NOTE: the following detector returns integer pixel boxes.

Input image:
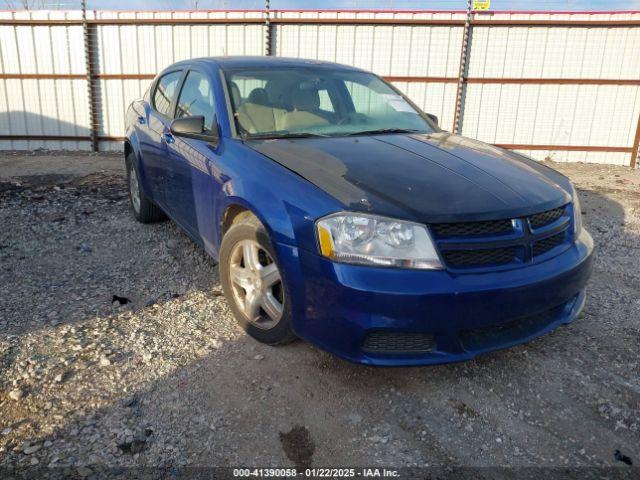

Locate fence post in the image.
[264,0,272,56]
[82,0,98,152]
[453,0,472,134]
[631,114,640,168]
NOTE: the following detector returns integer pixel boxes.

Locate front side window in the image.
[224,67,434,138]
[175,71,216,132]
[153,71,182,117]
[345,81,400,117]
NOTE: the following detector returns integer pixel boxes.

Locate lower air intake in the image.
[363,331,436,354]
[458,303,567,351]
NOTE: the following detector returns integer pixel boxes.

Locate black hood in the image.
[247,132,572,223]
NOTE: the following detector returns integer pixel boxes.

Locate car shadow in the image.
[1,156,639,472]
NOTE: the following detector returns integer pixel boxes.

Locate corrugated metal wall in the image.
[0,14,90,151]
[1,9,639,166]
[463,22,640,165]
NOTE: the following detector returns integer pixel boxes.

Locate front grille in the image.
[459,303,567,351]
[362,331,436,354]
[533,232,566,256]
[431,219,513,238]
[529,207,564,229]
[431,204,569,269]
[441,247,518,267]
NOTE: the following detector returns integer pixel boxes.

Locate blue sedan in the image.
[124,56,594,366]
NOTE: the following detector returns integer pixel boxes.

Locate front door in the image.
[165,69,221,253]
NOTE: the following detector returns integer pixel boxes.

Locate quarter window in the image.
[152,71,182,117]
[176,71,215,132]
[318,89,335,113]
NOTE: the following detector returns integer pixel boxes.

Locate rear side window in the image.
[152,71,182,117]
[176,71,215,132]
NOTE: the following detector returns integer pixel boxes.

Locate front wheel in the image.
[219,213,295,345]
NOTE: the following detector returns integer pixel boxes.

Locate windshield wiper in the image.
[343,128,422,136]
[243,131,330,140]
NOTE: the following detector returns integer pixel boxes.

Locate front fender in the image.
[214,142,344,255]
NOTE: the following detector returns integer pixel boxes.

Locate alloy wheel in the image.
[228,239,284,329]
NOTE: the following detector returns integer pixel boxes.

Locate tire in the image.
[125,152,165,223]
[219,212,296,345]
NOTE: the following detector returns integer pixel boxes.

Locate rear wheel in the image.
[220,213,295,345]
[126,152,165,223]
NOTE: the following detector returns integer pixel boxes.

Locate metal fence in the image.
[1,9,639,167]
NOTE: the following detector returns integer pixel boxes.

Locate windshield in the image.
[224,67,435,138]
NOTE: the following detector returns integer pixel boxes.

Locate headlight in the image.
[316,212,443,269]
[571,186,583,236]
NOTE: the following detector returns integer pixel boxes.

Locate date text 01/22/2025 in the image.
[233,468,400,477]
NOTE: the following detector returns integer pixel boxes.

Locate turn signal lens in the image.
[317,224,334,257]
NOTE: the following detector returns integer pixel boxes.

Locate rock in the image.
[614,450,633,466]
[77,466,93,477]
[117,438,147,454]
[99,356,111,367]
[121,396,138,408]
[253,354,264,361]
[8,388,24,401]
[111,295,131,305]
[30,457,39,466]
[76,243,92,253]
[44,440,53,448]
[24,444,42,454]
[144,297,158,307]
[142,352,152,362]
[1,427,12,435]
[347,413,362,425]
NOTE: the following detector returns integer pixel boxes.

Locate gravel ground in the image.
[0,153,639,477]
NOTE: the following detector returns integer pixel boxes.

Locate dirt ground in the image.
[0,152,638,477]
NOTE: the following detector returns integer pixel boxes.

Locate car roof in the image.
[167,56,366,72]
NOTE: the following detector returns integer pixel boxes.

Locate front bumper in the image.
[276,229,594,366]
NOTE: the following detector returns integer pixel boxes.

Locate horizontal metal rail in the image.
[3,73,638,86]
[465,78,640,86]
[1,17,640,27]
[494,144,633,153]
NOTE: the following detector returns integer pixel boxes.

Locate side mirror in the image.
[426,113,439,126]
[170,115,219,143]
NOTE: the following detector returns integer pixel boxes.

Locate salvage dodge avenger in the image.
[124,56,594,366]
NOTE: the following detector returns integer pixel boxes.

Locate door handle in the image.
[137,116,146,125]
[163,132,175,144]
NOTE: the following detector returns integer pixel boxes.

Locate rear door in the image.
[139,70,184,208]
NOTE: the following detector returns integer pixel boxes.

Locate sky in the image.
[3,0,640,11]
